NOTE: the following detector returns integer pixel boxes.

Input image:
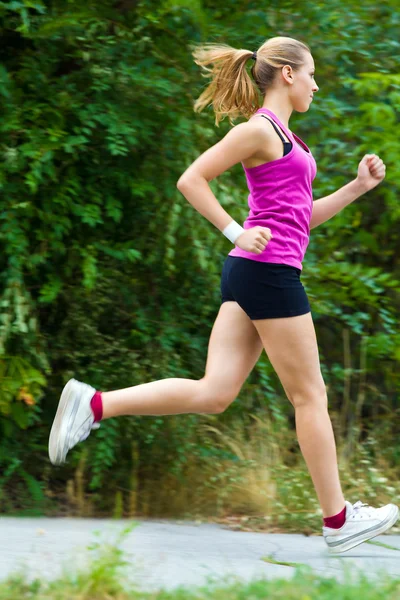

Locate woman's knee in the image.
[196,378,239,414]
[289,379,328,410]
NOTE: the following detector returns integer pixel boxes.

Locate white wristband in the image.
[223,220,245,244]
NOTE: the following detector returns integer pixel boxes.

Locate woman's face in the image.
[289,53,319,112]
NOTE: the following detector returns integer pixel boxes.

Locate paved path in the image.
[1,517,400,591]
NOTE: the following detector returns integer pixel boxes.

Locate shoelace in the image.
[352,500,374,518]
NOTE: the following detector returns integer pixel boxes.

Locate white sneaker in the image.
[48,378,100,465]
[323,500,399,553]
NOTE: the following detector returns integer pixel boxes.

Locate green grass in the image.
[1,529,400,600]
[2,564,400,600]
[261,553,306,568]
[366,539,400,552]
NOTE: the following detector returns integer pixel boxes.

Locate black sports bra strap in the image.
[259,115,289,144]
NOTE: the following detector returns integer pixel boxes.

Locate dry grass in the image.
[64,412,400,535]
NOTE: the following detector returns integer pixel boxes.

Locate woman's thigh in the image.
[251,312,326,406]
[204,301,263,395]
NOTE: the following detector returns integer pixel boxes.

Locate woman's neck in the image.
[260,94,293,128]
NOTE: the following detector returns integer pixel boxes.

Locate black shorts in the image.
[220,256,311,320]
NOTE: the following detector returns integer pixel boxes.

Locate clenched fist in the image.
[236,226,273,254]
[356,154,386,193]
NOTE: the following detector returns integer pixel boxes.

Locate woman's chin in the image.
[294,104,311,114]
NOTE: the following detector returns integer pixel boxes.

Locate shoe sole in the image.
[326,505,399,554]
[48,379,80,465]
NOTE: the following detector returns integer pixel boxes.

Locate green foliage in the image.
[0,356,46,426]
[0,0,399,517]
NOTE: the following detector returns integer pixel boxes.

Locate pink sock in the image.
[323,506,346,529]
[90,391,103,422]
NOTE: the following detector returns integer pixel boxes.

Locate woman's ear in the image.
[281,65,294,84]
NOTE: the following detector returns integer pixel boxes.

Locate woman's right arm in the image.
[177,121,273,253]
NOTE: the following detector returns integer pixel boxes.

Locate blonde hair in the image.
[193,36,311,125]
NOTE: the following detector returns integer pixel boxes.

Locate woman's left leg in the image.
[252,311,345,518]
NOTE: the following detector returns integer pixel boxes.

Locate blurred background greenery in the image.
[0,0,399,530]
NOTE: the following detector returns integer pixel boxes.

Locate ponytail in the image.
[193,44,259,125]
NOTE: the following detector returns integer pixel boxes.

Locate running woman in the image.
[49,36,398,553]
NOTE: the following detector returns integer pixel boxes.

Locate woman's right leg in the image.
[101,301,263,418]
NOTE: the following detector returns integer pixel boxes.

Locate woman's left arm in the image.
[310,154,386,230]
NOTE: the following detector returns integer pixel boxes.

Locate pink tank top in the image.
[228,108,317,270]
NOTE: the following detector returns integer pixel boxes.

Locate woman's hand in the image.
[356,154,386,193]
[236,226,273,254]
